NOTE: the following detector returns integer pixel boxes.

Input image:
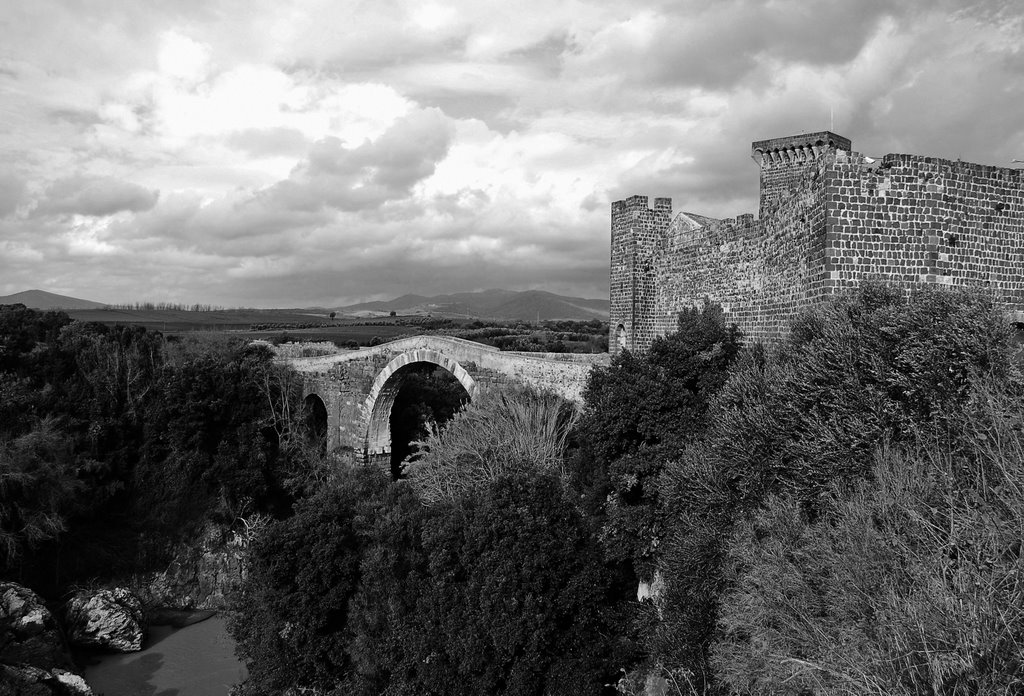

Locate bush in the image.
[713,381,1024,695]
[407,385,577,506]
[653,283,1019,682]
[0,418,84,565]
[350,471,633,696]
[229,465,391,694]
[570,303,741,574]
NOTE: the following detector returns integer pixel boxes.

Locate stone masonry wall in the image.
[753,131,851,217]
[612,132,1024,352]
[652,162,830,343]
[610,195,673,353]
[286,336,607,457]
[821,152,1024,303]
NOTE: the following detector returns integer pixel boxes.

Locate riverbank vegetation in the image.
[4,281,1023,695]
[0,305,305,594]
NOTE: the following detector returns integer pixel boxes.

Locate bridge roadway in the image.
[282,335,609,461]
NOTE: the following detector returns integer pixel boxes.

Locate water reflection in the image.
[84,616,246,696]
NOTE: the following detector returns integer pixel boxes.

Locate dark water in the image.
[84,615,247,696]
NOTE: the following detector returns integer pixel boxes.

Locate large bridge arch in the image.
[363,349,479,463]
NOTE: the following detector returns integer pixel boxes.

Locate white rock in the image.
[55,668,95,695]
[64,587,145,652]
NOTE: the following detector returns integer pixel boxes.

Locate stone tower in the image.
[751,131,851,217]
[609,195,673,354]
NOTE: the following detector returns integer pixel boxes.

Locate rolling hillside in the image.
[337,289,609,321]
[1,288,610,323]
[0,289,107,310]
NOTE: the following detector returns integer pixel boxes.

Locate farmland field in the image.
[63,307,608,352]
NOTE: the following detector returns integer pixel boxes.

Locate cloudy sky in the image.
[1,0,1022,307]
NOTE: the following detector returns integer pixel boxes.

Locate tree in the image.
[0,419,84,570]
[349,472,633,696]
[230,465,391,694]
[569,303,741,574]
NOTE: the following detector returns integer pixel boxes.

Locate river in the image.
[83,615,247,695]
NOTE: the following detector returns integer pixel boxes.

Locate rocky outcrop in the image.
[0,582,74,671]
[0,582,91,695]
[63,588,144,652]
[0,664,93,695]
[132,522,247,610]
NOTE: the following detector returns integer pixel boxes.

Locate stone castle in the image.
[610,131,1024,354]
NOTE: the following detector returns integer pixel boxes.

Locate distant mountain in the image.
[0,289,106,310]
[336,289,609,321]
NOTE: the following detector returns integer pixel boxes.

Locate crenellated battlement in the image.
[751,130,851,217]
[611,131,1024,354]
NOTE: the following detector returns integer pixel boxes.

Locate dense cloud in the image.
[267,109,454,212]
[34,176,160,217]
[0,0,1021,305]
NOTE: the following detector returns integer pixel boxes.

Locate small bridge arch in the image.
[301,392,329,452]
[364,348,478,462]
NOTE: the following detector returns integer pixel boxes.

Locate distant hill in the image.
[336,289,609,321]
[0,289,106,310]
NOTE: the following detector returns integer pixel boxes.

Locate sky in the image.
[1,0,1022,308]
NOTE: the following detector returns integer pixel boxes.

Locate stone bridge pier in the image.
[282,335,607,464]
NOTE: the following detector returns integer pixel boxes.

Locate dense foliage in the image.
[713,386,1024,694]
[570,304,742,575]
[231,390,634,696]
[9,281,1024,695]
[230,466,389,693]
[652,284,1021,691]
[407,385,578,505]
[0,304,302,592]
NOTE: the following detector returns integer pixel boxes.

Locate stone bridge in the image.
[282,335,609,462]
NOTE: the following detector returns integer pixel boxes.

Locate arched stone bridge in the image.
[282,335,609,462]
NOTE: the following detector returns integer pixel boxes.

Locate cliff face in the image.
[131,522,251,610]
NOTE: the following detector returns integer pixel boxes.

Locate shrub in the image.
[570,303,741,574]
[407,385,577,506]
[653,283,1019,682]
[229,465,391,694]
[0,418,84,567]
[351,471,633,696]
[713,381,1024,695]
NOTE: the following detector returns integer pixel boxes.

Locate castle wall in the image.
[652,165,830,343]
[753,132,851,217]
[612,133,1024,353]
[821,153,1024,304]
